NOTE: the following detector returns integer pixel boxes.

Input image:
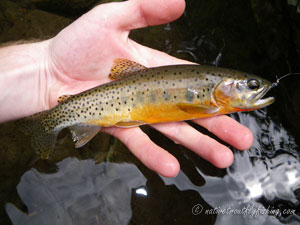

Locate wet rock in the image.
[0,1,72,43]
[11,0,122,16]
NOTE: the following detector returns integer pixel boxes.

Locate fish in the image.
[17,58,275,159]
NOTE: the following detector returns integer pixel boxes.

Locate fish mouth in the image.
[249,86,275,109]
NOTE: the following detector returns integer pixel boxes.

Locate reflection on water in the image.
[230,111,300,204]
[6,160,146,225]
[5,111,300,225]
[160,111,300,225]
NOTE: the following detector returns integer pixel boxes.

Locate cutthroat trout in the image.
[18,58,275,158]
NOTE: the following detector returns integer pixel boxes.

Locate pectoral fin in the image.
[109,58,147,80]
[69,124,102,148]
[177,103,219,114]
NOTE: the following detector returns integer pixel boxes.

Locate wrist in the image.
[0,40,52,122]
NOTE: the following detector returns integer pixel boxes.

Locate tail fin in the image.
[16,111,59,159]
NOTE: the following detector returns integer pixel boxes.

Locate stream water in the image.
[1,1,300,224]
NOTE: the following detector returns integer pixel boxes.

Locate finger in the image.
[102,126,180,177]
[151,122,235,168]
[93,0,185,30]
[193,115,253,150]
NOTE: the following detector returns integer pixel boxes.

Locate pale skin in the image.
[0,0,253,177]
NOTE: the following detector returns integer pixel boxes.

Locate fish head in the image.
[214,75,275,111]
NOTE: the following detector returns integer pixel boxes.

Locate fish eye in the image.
[247,79,260,90]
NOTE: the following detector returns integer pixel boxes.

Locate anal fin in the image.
[69,124,101,148]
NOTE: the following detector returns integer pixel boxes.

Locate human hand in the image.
[45,0,253,177]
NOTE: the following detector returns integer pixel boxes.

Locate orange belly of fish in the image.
[129,103,216,124]
[86,103,221,127]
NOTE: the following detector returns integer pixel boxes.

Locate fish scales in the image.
[17,58,275,158]
[48,65,227,130]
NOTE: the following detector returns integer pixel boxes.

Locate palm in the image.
[46,0,253,177]
[48,1,188,106]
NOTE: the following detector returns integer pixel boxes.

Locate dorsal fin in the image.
[58,95,72,104]
[108,58,147,80]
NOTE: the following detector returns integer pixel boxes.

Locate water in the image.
[1,0,300,224]
[3,111,300,224]
[6,160,146,225]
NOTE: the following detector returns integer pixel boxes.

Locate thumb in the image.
[93,0,186,31]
